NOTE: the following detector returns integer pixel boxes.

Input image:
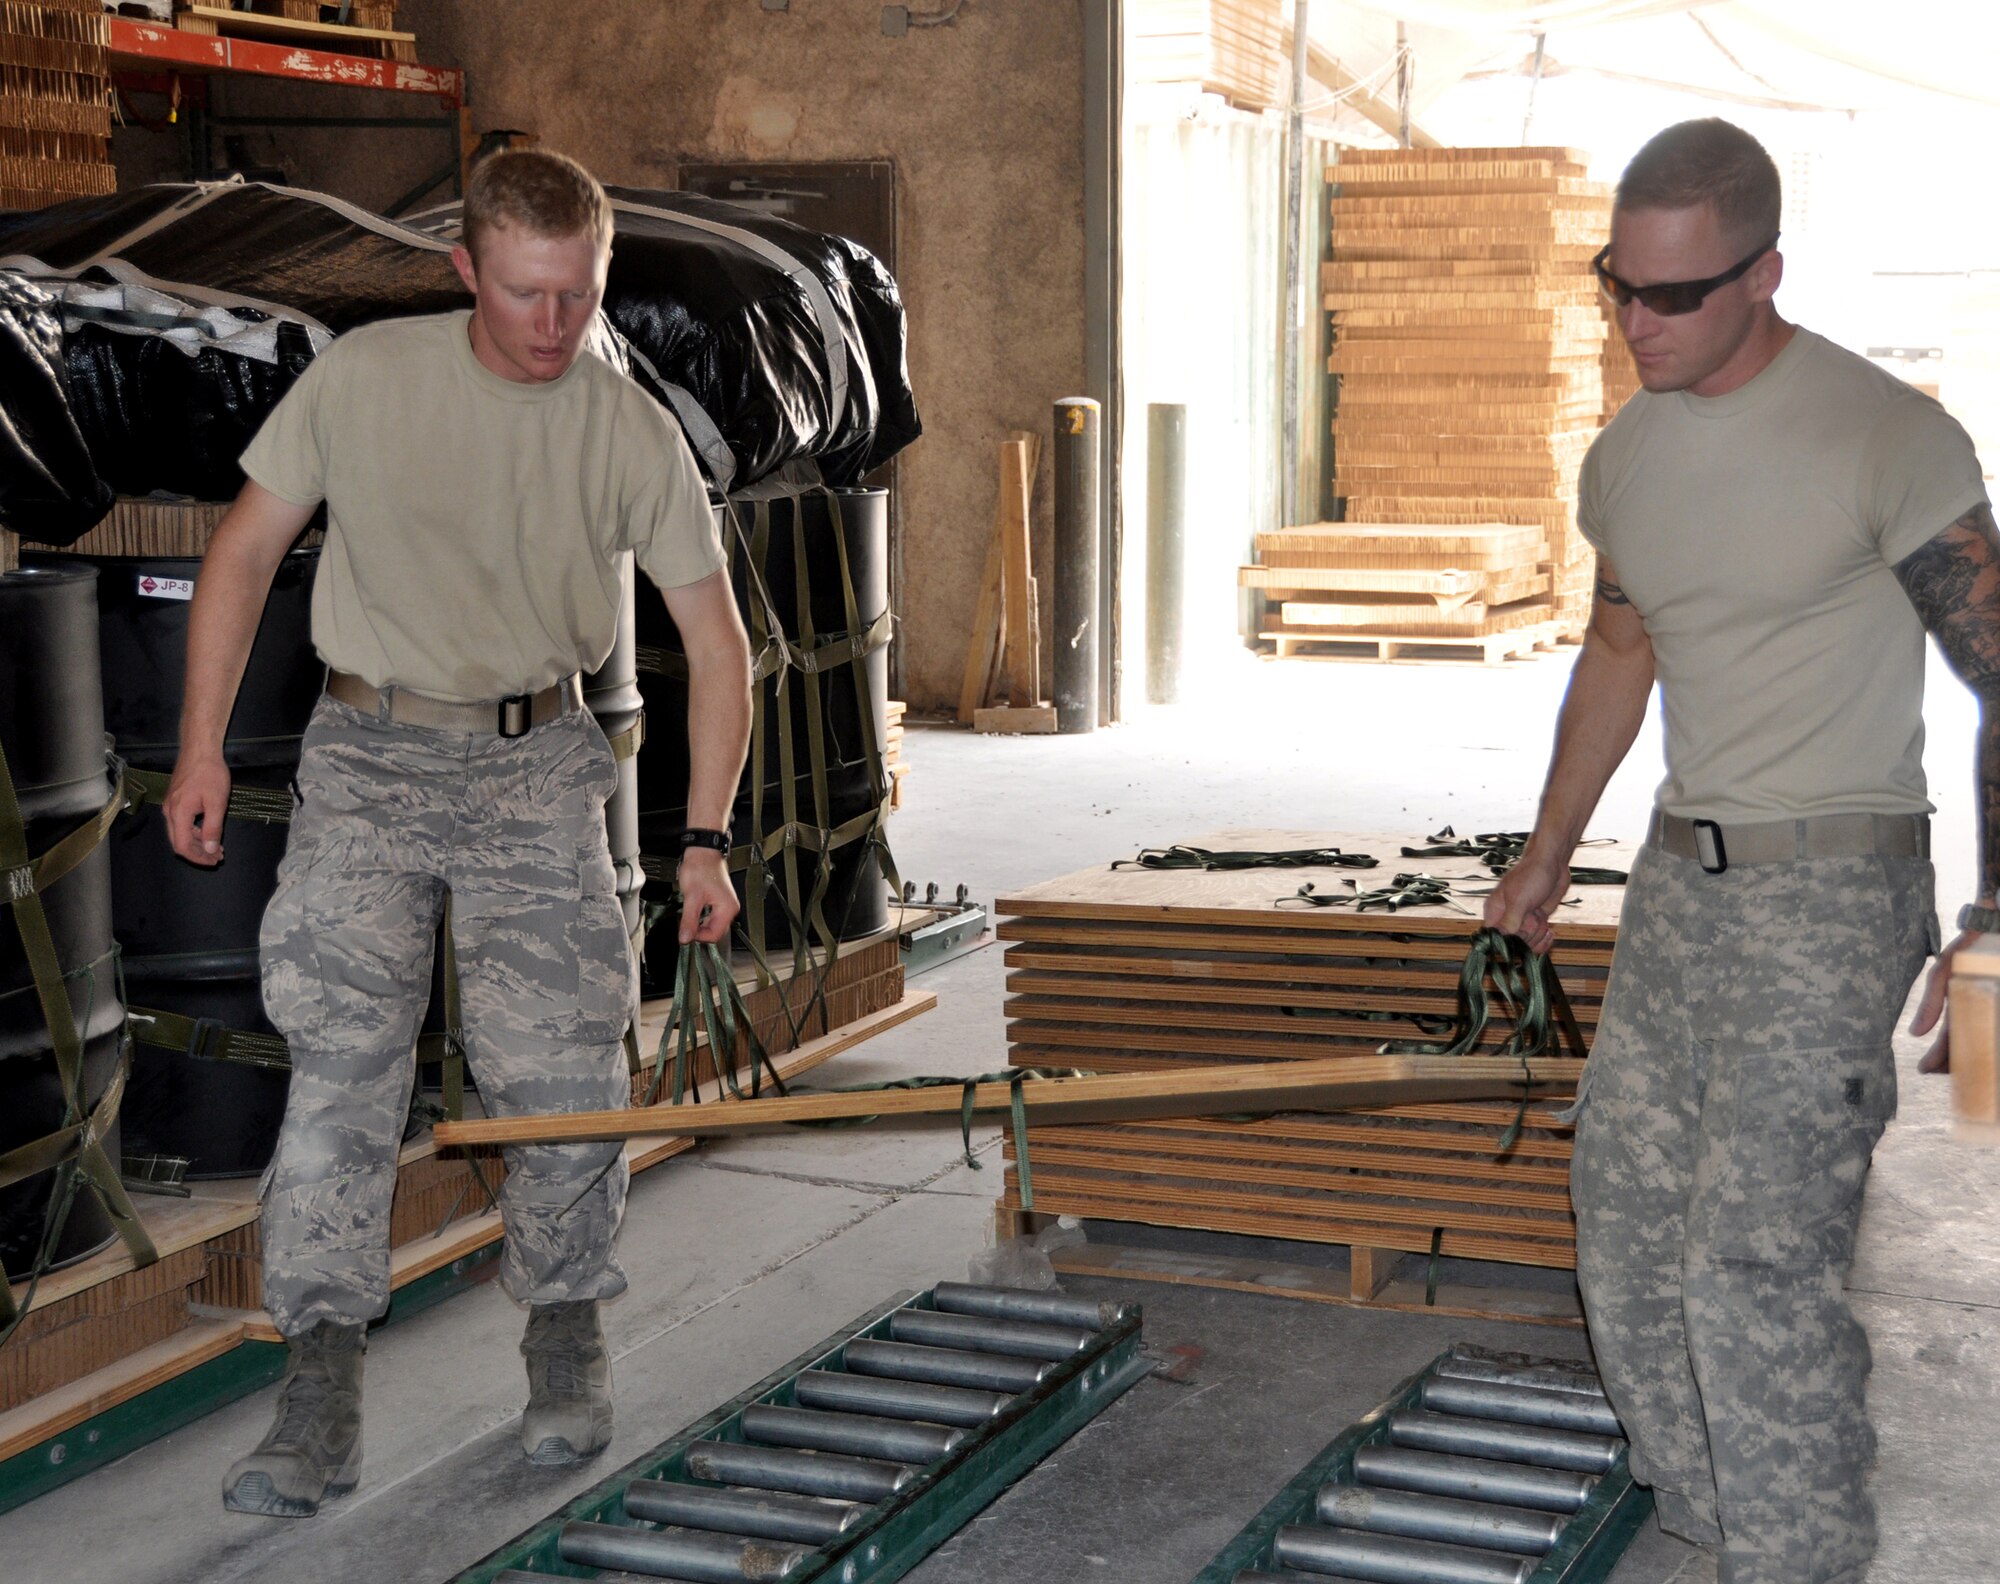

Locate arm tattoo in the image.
[1594,576,1632,606]
[1895,502,2000,900]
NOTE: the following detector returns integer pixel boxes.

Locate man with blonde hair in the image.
[166,148,753,1516]
[1490,118,1996,1582]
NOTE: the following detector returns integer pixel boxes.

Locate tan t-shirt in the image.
[1579,327,1989,822]
[241,309,722,702]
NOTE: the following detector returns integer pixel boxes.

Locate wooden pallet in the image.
[995,830,1629,1281]
[0,926,921,1451]
[172,1,416,60]
[1264,621,1560,664]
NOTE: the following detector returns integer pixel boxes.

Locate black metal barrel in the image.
[635,487,890,986]
[25,549,322,1178]
[0,564,122,1271]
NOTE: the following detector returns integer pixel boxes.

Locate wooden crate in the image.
[0,0,109,207]
[995,830,1630,1282]
[1129,0,1285,111]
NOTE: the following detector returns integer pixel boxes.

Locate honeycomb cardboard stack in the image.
[1128,0,1286,112]
[0,0,113,211]
[1317,146,1614,642]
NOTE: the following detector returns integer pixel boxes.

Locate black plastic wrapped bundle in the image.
[0,564,122,1272]
[24,548,323,1178]
[0,181,921,541]
[635,487,891,989]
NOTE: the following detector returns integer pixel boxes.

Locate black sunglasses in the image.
[1591,236,1778,317]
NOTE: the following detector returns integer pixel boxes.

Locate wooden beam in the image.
[430,1055,1584,1148]
[1289,29,1441,150]
[997,438,1037,705]
[958,431,1038,722]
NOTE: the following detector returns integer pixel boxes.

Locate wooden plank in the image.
[957,430,1038,722]
[1002,947,1609,994]
[1040,1242,1584,1327]
[0,1317,251,1464]
[177,2,416,50]
[973,704,1058,735]
[997,438,1036,706]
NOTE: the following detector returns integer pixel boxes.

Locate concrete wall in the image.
[114,0,1089,711]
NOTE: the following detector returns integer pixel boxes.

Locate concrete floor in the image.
[3,648,1996,1583]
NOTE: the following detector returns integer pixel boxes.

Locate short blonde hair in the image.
[1617,119,1781,250]
[462,148,613,262]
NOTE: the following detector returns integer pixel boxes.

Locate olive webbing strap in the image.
[819,486,903,912]
[1403,826,1628,887]
[1278,874,1466,913]
[122,766,295,825]
[1113,845,1380,873]
[0,738,156,1333]
[791,497,841,974]
[126,1005,291,1071]
[643,941,790,1108]
[1377,926,1589,1153]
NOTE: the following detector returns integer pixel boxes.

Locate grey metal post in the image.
[1053,397,1101,733]
[1146,403,1186,704]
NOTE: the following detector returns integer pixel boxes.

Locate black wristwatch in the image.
[680,827,731,856]
[1958,903,2000,935]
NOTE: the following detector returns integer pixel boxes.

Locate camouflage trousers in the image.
[257,695,638,1338]
[1572,842,1937,1584]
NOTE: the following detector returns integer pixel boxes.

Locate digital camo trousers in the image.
[257,696,639,1337]
[1572,843,1937,1584]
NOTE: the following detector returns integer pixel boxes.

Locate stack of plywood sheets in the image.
[0,0,113,210]
[1128,0,1285,112]
[1322,146,1614,640]
[1246,520,1555,662]
[996,829,1630,1274]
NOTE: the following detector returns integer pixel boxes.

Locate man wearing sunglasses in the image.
[1489,118,1994,1584]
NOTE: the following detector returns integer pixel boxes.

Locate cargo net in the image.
[634,485,900,1024]
[0,737,157,1343]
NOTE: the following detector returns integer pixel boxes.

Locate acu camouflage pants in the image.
[1572,842,1936,1584]
[257,695,638,1338]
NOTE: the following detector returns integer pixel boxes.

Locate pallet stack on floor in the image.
[0,0,114,211]
[1244,520,1555,663]
[1260,145,1615,651]
[995,830,1629,1305]
[1128,0,1287,112]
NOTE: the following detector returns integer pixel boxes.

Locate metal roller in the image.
[683,1440,914,1503]
[741,1403,967,1466]
[845,1337,1052,1395]
[1229,1574,1325,1584]
[1352,1444,1596,1514]
[1388,1409,1623,1475]
[1272,1523,1535,1584]
[622,1479,862,1544]
[560,1519,813,1582]
[1315,1482,1566,1555]
[794,1369,1010,1428]
[1422,1376,1625,1438]
[930,1280,1122,1332]
[890,1307,1094,1361]
[1435,1354,1607,1400]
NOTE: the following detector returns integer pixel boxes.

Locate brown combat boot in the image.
[520,1300,613,1465]
[223,1319,365,1516]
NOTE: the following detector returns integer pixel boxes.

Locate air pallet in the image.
[1192,1343,1652,1584]
[450,1280,1150,1583]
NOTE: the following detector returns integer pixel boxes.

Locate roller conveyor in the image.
[1192,1344,1652,1584]
[448,1280,1150,1584]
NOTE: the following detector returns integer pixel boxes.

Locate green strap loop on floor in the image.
[121,766,295,825]
[1112,845,1381,873]
[126,1005,292,1071]
[0,737,156,1335]
[1377,926,1589,1154]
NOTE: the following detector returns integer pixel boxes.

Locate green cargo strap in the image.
[1402,825,1628,887]
[605,714,645,763]
[121,766,295,825]
[1112,845,1380,873]
[127,1005,292,1070]
[645,940,791,1108]
[1279,874,1465,913]
[121,1152,192,1197]
[0,736,157,1334]
[1377,925,1588,1153]
[1425,1226,1444,1306]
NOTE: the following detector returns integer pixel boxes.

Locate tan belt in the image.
[325,669,582,737]
[1648,809,1929,873]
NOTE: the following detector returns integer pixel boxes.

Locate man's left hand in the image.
[1910,926,1971,1074]
[677,847,739,944]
